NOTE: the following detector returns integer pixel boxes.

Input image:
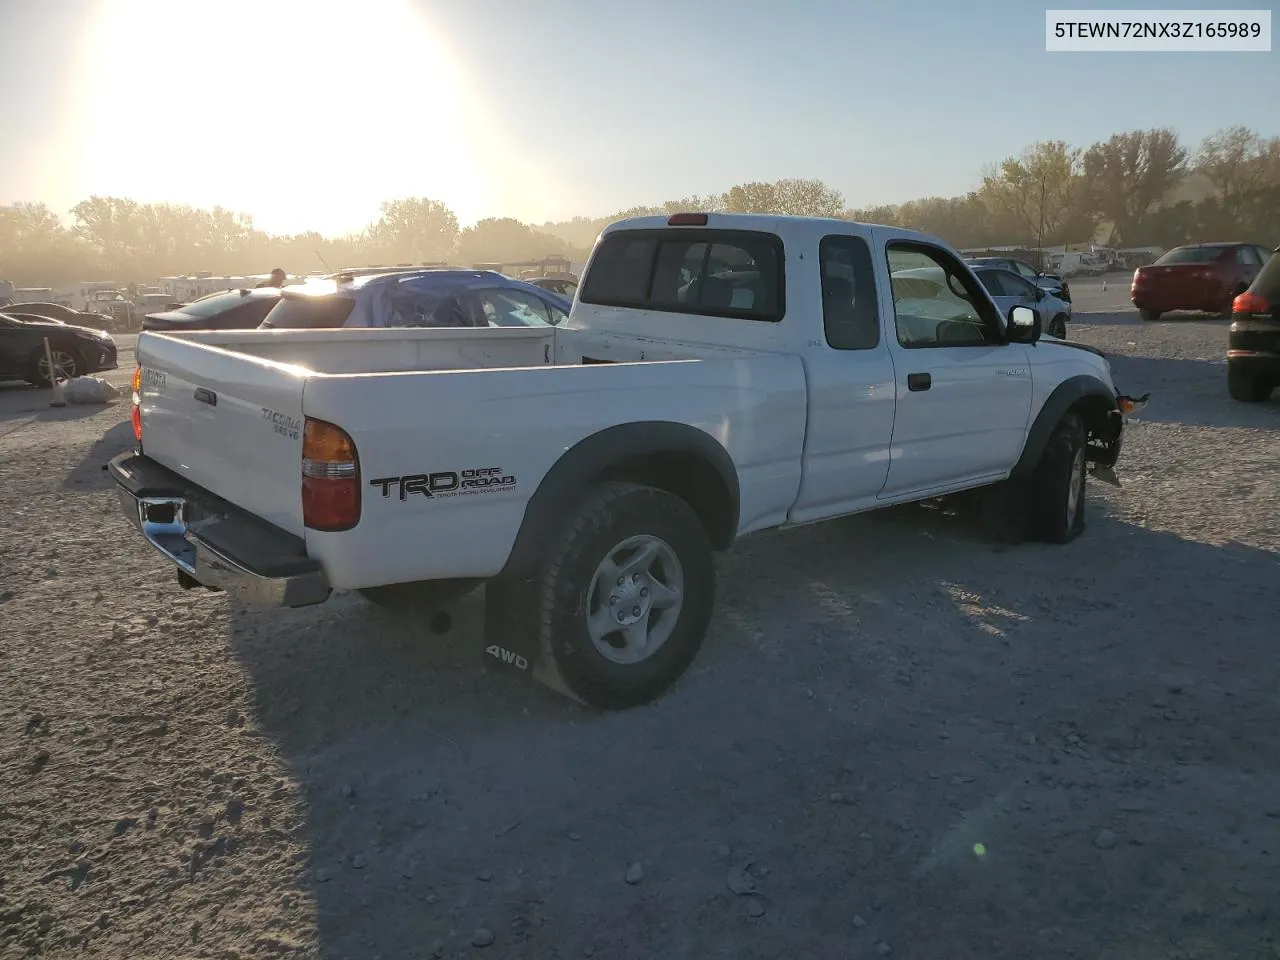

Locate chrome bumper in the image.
[111,453,330,608]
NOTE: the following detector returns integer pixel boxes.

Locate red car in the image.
[1131,242,1273,322]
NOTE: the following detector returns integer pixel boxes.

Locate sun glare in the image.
[71,0,559,234]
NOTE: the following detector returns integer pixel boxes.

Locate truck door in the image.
[874,235,1034,498]
[788,233,897,523]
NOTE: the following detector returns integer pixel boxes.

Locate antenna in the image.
[315,249,333,273]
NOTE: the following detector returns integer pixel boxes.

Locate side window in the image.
[1256,246,1273,264]
[975,271,1004,297]
[818,235,879,350]
[1236,246,1259,266]
[579,229,784,321]
[476,289,553,327]
[887,243,1001,348]
[999,271,1038,299]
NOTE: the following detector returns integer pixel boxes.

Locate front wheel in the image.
[1027,413,1087,544]
[1048,315,1068,339]
[27,345,83,387]
[1227,365,1274,403]
[534,482,715,709]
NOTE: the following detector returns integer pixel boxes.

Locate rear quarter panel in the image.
[300,356,808,589]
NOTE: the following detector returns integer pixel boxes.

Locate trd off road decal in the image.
[369,467,517,501]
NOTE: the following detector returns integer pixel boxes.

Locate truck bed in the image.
[133,327,809,585]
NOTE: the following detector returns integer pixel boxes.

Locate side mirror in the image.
[1006,304,1041,344]
[1035,287,1046,301]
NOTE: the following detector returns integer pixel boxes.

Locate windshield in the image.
[261,294,356,329]
[1156,246,1226,265]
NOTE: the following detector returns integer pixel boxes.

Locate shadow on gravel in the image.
[219,495,1280,959]
[61,420,134,491]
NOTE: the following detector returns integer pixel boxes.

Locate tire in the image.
[1138,308,1161,323]
[27,344,83,387]
[1048,315,1068,339]
[1227,365,1273,403]
[531,482,715,709]
[359,578,480,610]
[1027,413,1087,544]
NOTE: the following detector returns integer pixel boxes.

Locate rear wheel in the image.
[1227,364,1274,403]
[1048,315,1068,339]
[27,344,82,387]
[528,482,715,709]
[1027,413,1087,544]
[1138,308,1161,323]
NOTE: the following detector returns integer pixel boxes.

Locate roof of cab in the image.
[600,211,939,246]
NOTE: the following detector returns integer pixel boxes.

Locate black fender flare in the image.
[1012,375,1117,478]
[499,420,741,578]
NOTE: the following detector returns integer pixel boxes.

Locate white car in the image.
[109,213,1141,709]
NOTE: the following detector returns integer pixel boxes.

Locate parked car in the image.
[7,301,103,326]
[971,266,1072,339]
[1131,242,1273,322]
[525,275,579,299]
[0,311,118,386]
[1226,245,1280,402]
[965,257,1071,304]
[258,270,571,329]
[142,287,284,332]
[109,213,1145,711]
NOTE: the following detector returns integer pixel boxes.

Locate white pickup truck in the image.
[110,213,1142,709]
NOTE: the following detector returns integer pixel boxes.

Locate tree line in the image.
[2,125,1276,287]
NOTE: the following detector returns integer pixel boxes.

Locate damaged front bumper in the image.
[1087,393,1149,487]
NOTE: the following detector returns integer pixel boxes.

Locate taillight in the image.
[301,418,360,531]
[130,366,142,443]
[1233,291,1270,316]
[667,212,708,226]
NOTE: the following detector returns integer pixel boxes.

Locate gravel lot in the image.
[3,283,1278,960]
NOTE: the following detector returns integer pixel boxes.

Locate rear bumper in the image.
[108,451,330,608]
[1228,319,1280,370]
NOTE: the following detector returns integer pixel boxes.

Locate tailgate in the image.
[136,333,309,536]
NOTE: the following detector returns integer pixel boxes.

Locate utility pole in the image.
[1036,175,1048,271]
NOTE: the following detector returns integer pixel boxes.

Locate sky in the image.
[0,0,1276,236]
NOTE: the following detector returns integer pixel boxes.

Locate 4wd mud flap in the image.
[481,575,588,706]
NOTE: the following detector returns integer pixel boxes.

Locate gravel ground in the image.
[2,296,1278,960]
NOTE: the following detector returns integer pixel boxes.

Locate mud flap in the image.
[1089,465,1122,488]
[481,575,588,706]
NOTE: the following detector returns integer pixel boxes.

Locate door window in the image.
[818,235,880,350]
[887,243,1002,348]
[995,270,1039,299]
[1236,246,1260,266]
[476,289,554,326]
[1013,260,1039,279]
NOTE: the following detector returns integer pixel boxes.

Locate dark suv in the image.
[1227,246,1280,402]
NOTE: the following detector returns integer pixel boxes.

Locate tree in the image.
[1082,128,1188,245]
[369,198,459,262]
[0,202,92,285]
[979,141,1094,249]
[455,217,571,265]
[722,178,844,217]
[1194,127,1280,239]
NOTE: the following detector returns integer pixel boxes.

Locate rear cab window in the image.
[580,228,785,322]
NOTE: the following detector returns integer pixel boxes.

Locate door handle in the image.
[907,372,931,392]
[193,387,217,406]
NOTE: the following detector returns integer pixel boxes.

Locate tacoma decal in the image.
[261,408,301,440]
[369,467,517,501]
[142,368,167,390]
